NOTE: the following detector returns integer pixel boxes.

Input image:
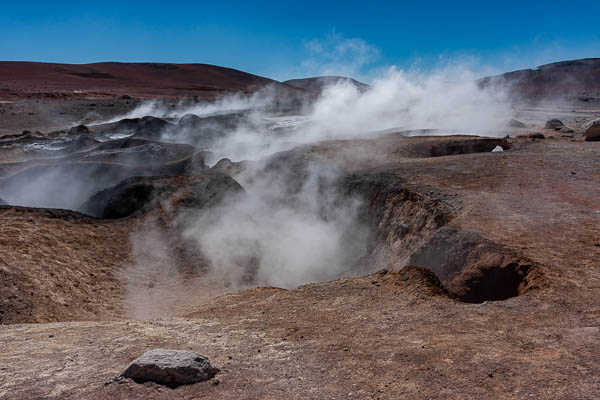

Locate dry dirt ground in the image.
[0,101,599,398]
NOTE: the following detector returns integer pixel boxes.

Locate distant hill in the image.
[284,76,369,94]
[479,58,600,99]
[0,61,303,100]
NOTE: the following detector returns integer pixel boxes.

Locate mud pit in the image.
[0,93,600,399]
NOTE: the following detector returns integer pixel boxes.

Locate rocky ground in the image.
[0,85,599,398]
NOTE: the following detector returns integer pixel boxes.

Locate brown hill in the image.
[479,58,600,99]
[0,61,301,100]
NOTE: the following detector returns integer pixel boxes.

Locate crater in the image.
[345,173,543,303]
[408,227,542,302]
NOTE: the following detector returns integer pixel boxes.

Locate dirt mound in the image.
[375,266,449,297]
[0,206,130,324]
[81,173,243,219]
[80,176,179,218]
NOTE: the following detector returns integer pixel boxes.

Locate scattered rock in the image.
[120,94,132,100]
[544,119,564,129]
[508,119,526,128]
[582,118,600,141]
[529,133,545,140]
[121,349,219,387]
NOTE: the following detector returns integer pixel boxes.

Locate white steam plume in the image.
[183,159,368,289]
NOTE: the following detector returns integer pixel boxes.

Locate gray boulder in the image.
[582,118,600,141]
[121,349,219,387]
[544,119,564,129]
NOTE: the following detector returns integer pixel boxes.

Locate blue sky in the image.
[1,1,599,81]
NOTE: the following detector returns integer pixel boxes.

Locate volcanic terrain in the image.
[0,60,599,399]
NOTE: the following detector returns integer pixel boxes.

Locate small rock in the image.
[544,119,564,129]
[491,145,504,152]
[121,349,219,387]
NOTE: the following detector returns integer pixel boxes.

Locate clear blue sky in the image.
[1,1,599,81]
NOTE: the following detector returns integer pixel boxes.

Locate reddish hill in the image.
[479,58,600,99]
[0,61,300,100]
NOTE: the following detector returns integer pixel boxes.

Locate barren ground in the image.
[0,96,599,399]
